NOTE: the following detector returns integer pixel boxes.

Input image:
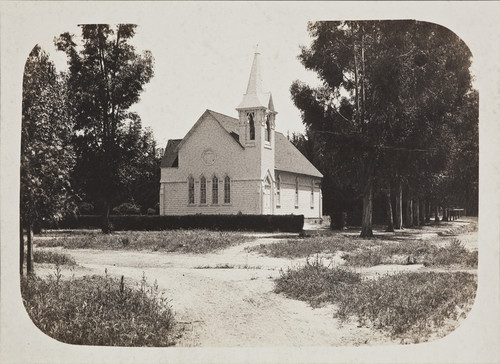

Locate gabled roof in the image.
[274,132,323,178]
[162,110,322,178]
[161,139,182,168]
[175,109,244,153]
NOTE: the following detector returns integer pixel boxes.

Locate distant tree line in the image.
[289,20,478,237]
[20,24,157,273]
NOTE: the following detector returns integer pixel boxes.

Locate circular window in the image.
[202,149,217,165]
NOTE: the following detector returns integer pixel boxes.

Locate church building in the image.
[159,51,323,218]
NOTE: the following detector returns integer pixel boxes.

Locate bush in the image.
[21,273,176,346]
[112,202,141,215]
[78,202,94,215]
[48,214,304,232]
[33,250,76,266]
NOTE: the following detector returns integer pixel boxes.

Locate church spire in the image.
[245,48,263,95]
[237,48,274,111]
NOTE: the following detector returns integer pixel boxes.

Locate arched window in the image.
[276,174,281,207]
[265,114,271,142]
[212,176,218,204]
[188,176,195,204]
[310,179,314,208]
[295,177,299,208]
[224,176,231,204]
[200,176,207,204]
[247,112,255,140]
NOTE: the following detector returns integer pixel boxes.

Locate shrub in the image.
[48,214,304,232]
[33,250,76,266]
[112,202,141,215]
[21,273,176,346]
[78,202,94,215]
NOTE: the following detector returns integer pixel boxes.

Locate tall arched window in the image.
[188,176,195,204]
[295,176,299,208]
[247,112,255,140]
[265,114,271,142]
[224,176,231,204]
[276,174,281,207]
[200,176,207,204]
[310,179,314,208]
[212,175,218,204]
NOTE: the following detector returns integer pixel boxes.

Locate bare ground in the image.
[32,218,477,347]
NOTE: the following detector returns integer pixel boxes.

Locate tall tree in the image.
[20,45,76,274]
[291,20,475,237]
[55,24,154,232]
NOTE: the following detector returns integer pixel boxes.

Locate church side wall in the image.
[274,171,322,218]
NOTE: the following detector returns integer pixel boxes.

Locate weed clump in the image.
[275,256,361,307]
[33,250,77,266]
[275,263,477,341]
[21,273,176,346]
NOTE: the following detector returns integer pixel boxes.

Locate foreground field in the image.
[26,218,478,346]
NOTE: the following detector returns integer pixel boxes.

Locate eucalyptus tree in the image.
[291,20,474,237]
[21,45,76,274]
[55,24,154,232]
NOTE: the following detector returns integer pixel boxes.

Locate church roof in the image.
[162,110,323,178]
[161,139,182,168]
[274,132,323,178]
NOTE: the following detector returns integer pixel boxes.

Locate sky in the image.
[34,2,482,150]
[40,3,325,147]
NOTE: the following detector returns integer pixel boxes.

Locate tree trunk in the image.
[434,204,440,223]
[102,201,111,234]
[395,180,403,229]
[442,206,448,222]
[414,198,420,226]
[360,179,374,238]
[27,224,33,274]
[20,224,24,275]
[419,199,425,224]
[385,187,394,232]
[405,198,413,228]
[425,200,431,223]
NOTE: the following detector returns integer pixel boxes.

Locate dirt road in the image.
[34,219,477,347]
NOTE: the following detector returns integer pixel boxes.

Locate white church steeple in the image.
[236,49,277,148]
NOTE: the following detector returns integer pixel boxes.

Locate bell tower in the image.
[236,49,277,179]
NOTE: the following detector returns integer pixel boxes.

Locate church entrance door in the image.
[263,177,272,215]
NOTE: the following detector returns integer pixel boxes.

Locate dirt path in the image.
[34,218,477,347]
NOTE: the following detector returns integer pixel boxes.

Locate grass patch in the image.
[33,250,77,266]
[275,257,361,307]
[343,238,477,268]
[423,239,478,267]
[21,272,176,346]
[275,260,477,341]
[194,263,263,270]
[246,235,363,258]
[35,230,250,254]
